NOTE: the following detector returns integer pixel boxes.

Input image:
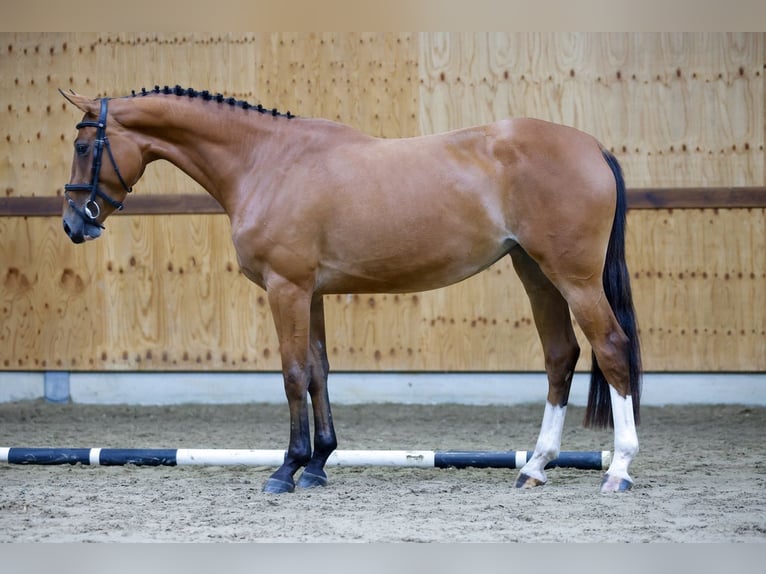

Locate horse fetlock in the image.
[608,444,637,473]
[617,436,639,460]
[537,445,561,462]
[286,448,312,468]
[314,432,338,456]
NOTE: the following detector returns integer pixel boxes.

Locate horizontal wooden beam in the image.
[1,188,765,217]
[0,194,224,217]
[627,187,766,209]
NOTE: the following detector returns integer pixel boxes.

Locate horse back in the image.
[231,117,615,294]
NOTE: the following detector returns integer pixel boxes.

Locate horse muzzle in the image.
[63,210,103,243]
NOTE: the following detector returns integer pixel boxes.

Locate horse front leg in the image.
[296,296,338,489]
[262,278,314,494]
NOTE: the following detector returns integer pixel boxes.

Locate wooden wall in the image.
[1,32,764,372]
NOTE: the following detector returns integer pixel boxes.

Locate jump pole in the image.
[0,448,610,470]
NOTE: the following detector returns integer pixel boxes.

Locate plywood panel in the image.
[627,208,766,371]
[323,261,546,372]
[3,32,763,191]
[419,33,764,187]
[1,215,278,370]
[0,216,546,371]
[0,32,420,201]
[1,211,764,372]
[256,32,419,138]
[1,33,765,373]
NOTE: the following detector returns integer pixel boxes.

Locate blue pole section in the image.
[434,451,605,470]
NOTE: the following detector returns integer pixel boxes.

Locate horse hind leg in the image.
[564,282,639,493]
[509,247,580,488]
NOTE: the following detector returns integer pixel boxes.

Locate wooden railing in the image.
[2,188,766,216]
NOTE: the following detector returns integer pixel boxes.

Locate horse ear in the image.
[59,89,98,114]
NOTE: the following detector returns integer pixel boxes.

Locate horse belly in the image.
[317,220,515,294]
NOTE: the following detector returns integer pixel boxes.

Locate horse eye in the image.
[75,142,89,156]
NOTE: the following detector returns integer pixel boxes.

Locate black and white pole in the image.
[0,448,610,470]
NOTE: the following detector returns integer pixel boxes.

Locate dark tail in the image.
[584,150,642,428]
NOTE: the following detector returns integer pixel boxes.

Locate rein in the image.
[64,98,132,226]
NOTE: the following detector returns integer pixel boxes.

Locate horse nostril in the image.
[63,221,71,236]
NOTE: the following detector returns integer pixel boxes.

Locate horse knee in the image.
[283,364,309,397]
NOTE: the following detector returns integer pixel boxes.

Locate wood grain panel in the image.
[419,33,764,187]
[5,187,766,217]
[2,209,764,371]
[1,215,280,370]
[256,32,419,137]
[627,209,766,371]
[1,33,420,199]
[2,33,765,373]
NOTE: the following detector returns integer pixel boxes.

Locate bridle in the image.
[64,98,132,226]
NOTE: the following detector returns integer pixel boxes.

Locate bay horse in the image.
[60,86,641,494]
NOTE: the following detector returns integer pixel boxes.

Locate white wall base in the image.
[0,372,45,402]
[0,371,764,406]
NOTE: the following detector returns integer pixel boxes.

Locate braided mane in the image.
[128,84,295,119]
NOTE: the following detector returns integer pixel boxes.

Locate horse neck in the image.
[111,95,287,213]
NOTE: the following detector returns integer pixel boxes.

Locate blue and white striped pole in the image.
[0,447,610,470]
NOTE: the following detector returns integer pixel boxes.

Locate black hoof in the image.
[515,472,545,489]
[262,477,295,494]
[600,473,633,493]
[297,470,328,489]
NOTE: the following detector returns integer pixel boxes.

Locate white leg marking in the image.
[605,386,639,484]
[519,401,567,484]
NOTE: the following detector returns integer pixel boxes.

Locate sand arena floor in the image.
[1,400,764,542]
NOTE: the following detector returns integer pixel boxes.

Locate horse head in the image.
[60,90,144,243]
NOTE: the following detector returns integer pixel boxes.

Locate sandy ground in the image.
[0,400,764,542]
